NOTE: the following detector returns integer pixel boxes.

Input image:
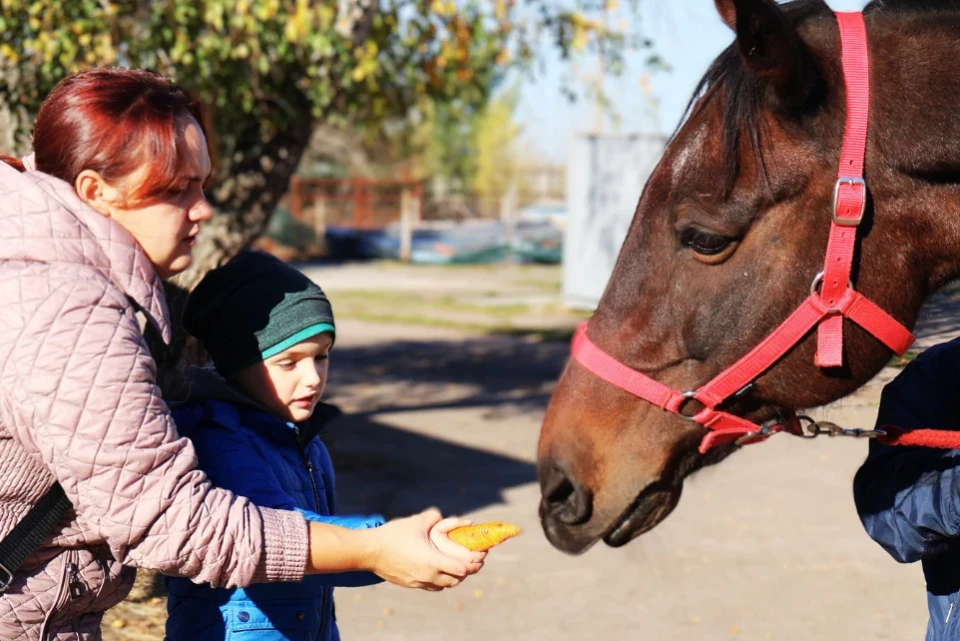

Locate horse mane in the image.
[867,0,960,14]
[675,0,960,198]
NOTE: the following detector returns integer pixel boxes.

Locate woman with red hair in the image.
[0,68,482,640]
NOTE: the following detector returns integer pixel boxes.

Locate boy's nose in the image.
[303,369,322,388]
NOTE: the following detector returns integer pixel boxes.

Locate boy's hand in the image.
[429,516,489,570]
[365,508,485,591]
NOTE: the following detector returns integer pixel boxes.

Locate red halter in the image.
[571,12,918,454]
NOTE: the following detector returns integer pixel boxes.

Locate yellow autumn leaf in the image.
[571,26,588,52]
[430,0,455,17]
[317,5,334,29]
[0,43,17,63]
[285,0,310,42]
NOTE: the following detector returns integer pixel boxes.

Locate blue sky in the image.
[515,0,869,160]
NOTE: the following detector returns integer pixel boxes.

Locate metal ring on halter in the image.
[795,415,824,439]
[809,271,855,296]
[677,391,701,423]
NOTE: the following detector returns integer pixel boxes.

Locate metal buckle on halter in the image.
[832,177,867,226]
[0,561,13,594]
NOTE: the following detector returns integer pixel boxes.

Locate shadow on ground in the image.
[323,413,537,519]
[320,333,571,518]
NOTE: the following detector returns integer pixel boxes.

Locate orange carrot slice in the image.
[447,521,523,552]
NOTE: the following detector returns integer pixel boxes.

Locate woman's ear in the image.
[75,169,114,218]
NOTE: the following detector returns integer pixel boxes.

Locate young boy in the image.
[164,250,482,641]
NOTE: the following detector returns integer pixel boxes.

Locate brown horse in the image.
[537,0,960,554]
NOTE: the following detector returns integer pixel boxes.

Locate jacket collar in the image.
[181,365,343,446]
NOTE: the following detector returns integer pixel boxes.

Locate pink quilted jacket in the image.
[0,161,310,640]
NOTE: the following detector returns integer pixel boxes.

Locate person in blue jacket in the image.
[853,338,960,641]
[165,250,483,641]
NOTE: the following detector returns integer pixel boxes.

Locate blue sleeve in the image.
[293,510,385,587]
[189,423,385,587]
[852,340,960,563]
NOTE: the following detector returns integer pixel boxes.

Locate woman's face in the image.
[76,116,214,279]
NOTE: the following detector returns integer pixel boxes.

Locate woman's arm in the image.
[2,279,307,588]
[2,278,482,590]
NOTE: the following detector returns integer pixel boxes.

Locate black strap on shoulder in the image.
[0,483,72,593]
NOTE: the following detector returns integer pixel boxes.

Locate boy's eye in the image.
[315,354,329,362]
[276,361,295,370]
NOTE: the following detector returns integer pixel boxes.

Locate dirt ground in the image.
[102,263,960,641]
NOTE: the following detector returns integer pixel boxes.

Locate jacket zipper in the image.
[39,550,80,641]
[295,426,329,641]
[67,561,84,600]
[317,587,331,640]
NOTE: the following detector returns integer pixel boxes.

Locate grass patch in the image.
[327,286,585,337]
[329,289,580,319]
[512,277,563,292]
[888,350,920,368]
[491,326,578,342]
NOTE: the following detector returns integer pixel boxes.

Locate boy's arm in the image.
[190,423,385,586]
[853,340,960,563]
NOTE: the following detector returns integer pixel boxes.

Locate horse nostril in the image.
[542,464,593,526]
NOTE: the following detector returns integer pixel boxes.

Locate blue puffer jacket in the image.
[853,339,960,641]
[165,367,384,641]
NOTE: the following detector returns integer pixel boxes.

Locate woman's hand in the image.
[365,508,486,591]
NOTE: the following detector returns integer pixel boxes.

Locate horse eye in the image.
[680,228,732,256]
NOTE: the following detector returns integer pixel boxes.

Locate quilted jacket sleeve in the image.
[0,277,309,588]
[853,339,960,563]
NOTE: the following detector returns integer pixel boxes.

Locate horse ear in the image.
[714,0,824,113]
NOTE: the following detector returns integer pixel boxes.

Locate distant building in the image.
[563,133,668,310]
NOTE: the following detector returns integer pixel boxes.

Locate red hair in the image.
[1,68,207,203]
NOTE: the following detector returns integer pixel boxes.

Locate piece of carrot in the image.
[447,521,523,552]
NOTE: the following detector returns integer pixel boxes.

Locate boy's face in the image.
[234,333,334,423]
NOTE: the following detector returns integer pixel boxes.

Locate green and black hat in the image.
[183,250,335,378]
